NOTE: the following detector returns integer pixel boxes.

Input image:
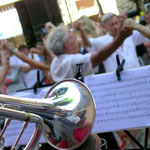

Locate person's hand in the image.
[124,18,137,30]
[30,48,36,59]
[45,21,55,33]
[0,40,4,50]
[147,50,150,58]
[1,50,10,65]
[144,41,150,48]
[0,40,9,51]
[73,20,82,31]
[144,42,150,58]
[118,27,132,40]
[30,47,38,54]
[0,40,14,54]
[92,133,102,150]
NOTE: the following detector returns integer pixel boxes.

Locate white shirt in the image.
[50,53,98,82]
[87,31,149,73]
[23,53,44,88]
[9,55,21,66]
[10,53,43,88]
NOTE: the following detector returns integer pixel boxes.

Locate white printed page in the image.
[84,65,150,133]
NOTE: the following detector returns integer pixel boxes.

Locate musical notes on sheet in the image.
[84,65,150,133]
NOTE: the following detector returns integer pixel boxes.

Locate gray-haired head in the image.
[101,13,117,24]
[45,24,69,56]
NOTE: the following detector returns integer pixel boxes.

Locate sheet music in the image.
[84,65,150,133]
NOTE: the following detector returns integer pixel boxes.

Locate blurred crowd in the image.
[0,10,150,150]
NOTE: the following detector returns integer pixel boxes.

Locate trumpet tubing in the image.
[0,79,96,150]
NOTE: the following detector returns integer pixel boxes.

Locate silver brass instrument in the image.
[0,79,96,150]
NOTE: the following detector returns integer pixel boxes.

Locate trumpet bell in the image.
[43,79,96,150]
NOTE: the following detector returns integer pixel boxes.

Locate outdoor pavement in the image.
[113,128,150,150]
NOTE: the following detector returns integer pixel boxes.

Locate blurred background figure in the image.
[0,40,33,94]
[145,11,150,27]
[45,21,55,33]
[0,46,9,94]
[119,12,128,25]
[17,44,44,88]
[78,15,104,38]
[30,42,45,62]
[4,57,32,94]
[41,21,55,45]
[9,43,44,89]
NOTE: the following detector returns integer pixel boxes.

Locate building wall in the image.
[116,0,136,13]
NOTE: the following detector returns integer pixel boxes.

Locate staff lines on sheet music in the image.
[86,75,150,86]
[85,68,150,132]
[96,100,149,111]
[89,80,150,94]
[96,114,150,124]
[88,75,150,124]
[86,75,150,89]
[94,92,150,105]
[96,106,150,117]
[95,100,150,124]
[91,83,150,103]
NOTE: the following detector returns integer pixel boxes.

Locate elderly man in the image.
[86,13,150,73]
[45,24,131,82]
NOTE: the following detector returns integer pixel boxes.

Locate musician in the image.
[86,13,150,73]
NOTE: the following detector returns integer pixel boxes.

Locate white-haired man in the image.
[86,13,150,73]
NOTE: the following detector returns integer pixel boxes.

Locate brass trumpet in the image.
[0,79,96,150]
